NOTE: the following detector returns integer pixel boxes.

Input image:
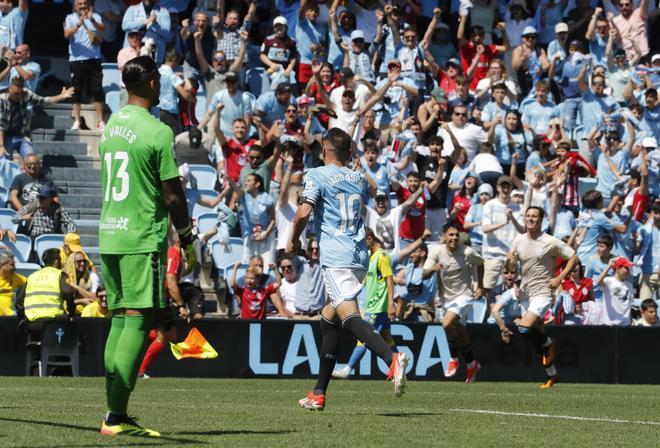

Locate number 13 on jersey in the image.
[103,151,130,202]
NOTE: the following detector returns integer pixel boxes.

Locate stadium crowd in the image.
[0,0,658,329]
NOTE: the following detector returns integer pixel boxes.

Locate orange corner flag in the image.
[170,327,218,360]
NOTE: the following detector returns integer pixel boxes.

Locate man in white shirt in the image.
[364,188,423,255]
[508,206,577,389]
[276,166,305,251]
[438,104,488,160]
[481,175,525,300]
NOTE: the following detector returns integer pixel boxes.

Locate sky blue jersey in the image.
[300,165,369,270]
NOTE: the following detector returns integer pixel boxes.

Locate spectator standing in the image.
[566,0,594,45]
[464,183,493,253]
[0,0,27,50]
[504,0,534,49]
[215,115,256,182]
[0,78,74,168]
[612,0,650,61]
[396,241,438,322]
[116,29,143,107]
[158,49,195,135]
[295,0,327,88]
[365,187,423,255]
[521,80,559,135]
[276,163,305,252]
[438,104,488,161]
[180,11,214,81]
[0,43,40,92]
[595,257,634,326]
[491,110,534,176]
[584,234,615,302]
[94,0,126,61]
[481,175,525,299]
[260,16,297,84]
[578,66,620,148]
[238,141,281,192]
[64,0,106,131]
[549,41,587,130]
[201,71,252,137]
[0,250,25,316]
[9,154,57,211]
[278,250,325,319]
[512,26,550,99]
[254,82,295,130]
[12,185,77,240]
[196,28,248,102]
[215,1,255,65]
[575,190,629,264]
[636,202,659,300]
[122,0,171,64]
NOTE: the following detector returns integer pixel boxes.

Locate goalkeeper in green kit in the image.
[98,56,196,437]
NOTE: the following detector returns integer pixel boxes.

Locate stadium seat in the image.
[101,62,120,93]
[0,159,20,190]
[224,262,248,294]
[15,262,41,277]
[466,297,488,324]
[245,68,270,98]
[33,234,65,264]
[106,90,121,114]
[188,165,217,190]
[192,201,215,220]
[4,234,32,263]
[0,208,17,233]
[578,177,598,198]
[0,186,7,207]
[197,212,218,235]
[210,238,244,276]
[26,320,79,377]
[194,93,207,124]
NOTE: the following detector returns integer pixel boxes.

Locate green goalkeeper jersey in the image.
[99,104,179,255]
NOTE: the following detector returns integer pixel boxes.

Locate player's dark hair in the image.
[597,233,614,248]
[122,56,159,96]
[582,190,603,209]
[325,127,352,162]
[42,248,61,267]
[526,205,545,219]
[248,173,265,192]
[641,299,657,312]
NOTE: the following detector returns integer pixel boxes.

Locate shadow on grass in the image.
[176,429,295,436]
[0,417,204,446]
[375,412,444,418]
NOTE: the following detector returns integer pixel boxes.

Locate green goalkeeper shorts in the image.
[101,252,166,311]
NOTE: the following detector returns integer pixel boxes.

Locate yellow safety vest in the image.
[24,266,63,322]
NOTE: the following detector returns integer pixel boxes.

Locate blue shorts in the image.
[365,312,391,332]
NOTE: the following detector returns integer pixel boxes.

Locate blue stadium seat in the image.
[0,208,17,233]
[101,62,120,93]
[224,262,248,294]
[467,297,488,324]
[188,164,217,190]
[245,68,270,98]
[15,262,41,277]
[578,177,598,198]
[197,212,218,235]
[0,186,7,207]
[4,234,32,263]
[106,90,121,114]
[0,160,20,190]
[195,93,207,124]
[210,238,244,276]
[34,234,65,265]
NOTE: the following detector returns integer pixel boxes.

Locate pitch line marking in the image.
[449,409,660,426]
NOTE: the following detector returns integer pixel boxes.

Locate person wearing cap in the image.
[636,202,660,301]
[0,250,25,316]
[504,0,534,49]
[374,59,418,127]
[296,95,325,140]
[417,87,448,141]
[327,4,355,68]
[173,126,216,165]
[157,48,196,136]
[295,1,327,87]
[481,175,525,299]
[260,16,297,83]
[464,183,493,253]
[11,184,77,241]
[420,7,458,70]
[122,0,171,64]
[612,0,650,62]
[457,16,509,91]
[546,22,569,64]
[635,137,659,198]
[60,232,92,267]
[200,67,253,136]
[117,28,143,106]
[63,0,106,131]
[595,256,635,325]
[512,26,550,97]
[507,206,577,388]
[427,56,461,98]
[343,29,375,84]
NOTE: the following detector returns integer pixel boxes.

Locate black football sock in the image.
[342,314,393,365]
[313,317,341,395]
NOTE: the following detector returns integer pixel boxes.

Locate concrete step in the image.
[33,141,88,156]
[80,234,98,247]
[60,194,103,210]
[32,129,102,156]
[48,167,100,182]
[33,104,107,130]
[42,154,99,169]
[66,208,101,220]
[65,186,102,195]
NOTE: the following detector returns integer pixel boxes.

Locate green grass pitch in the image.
[2,377,660,447]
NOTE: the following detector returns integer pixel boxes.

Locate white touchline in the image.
[449,409,660,427]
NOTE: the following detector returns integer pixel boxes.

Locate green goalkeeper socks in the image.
[105,313,153,415]
[104,314,125,408]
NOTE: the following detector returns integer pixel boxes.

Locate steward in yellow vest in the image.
[16,248,75,326]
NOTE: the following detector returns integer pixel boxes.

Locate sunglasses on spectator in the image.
[403,35,416,40]
[285,108,297,113]
[75,259,86,264]
[214,55,226,62]
[524,35,537,39]
[592,81,605,86]
[280,264,293,271]
[453,112,467,117]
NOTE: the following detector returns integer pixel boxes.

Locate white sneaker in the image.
[386,352,409,398]
[331,365,351,379]
[71,121,81,130]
